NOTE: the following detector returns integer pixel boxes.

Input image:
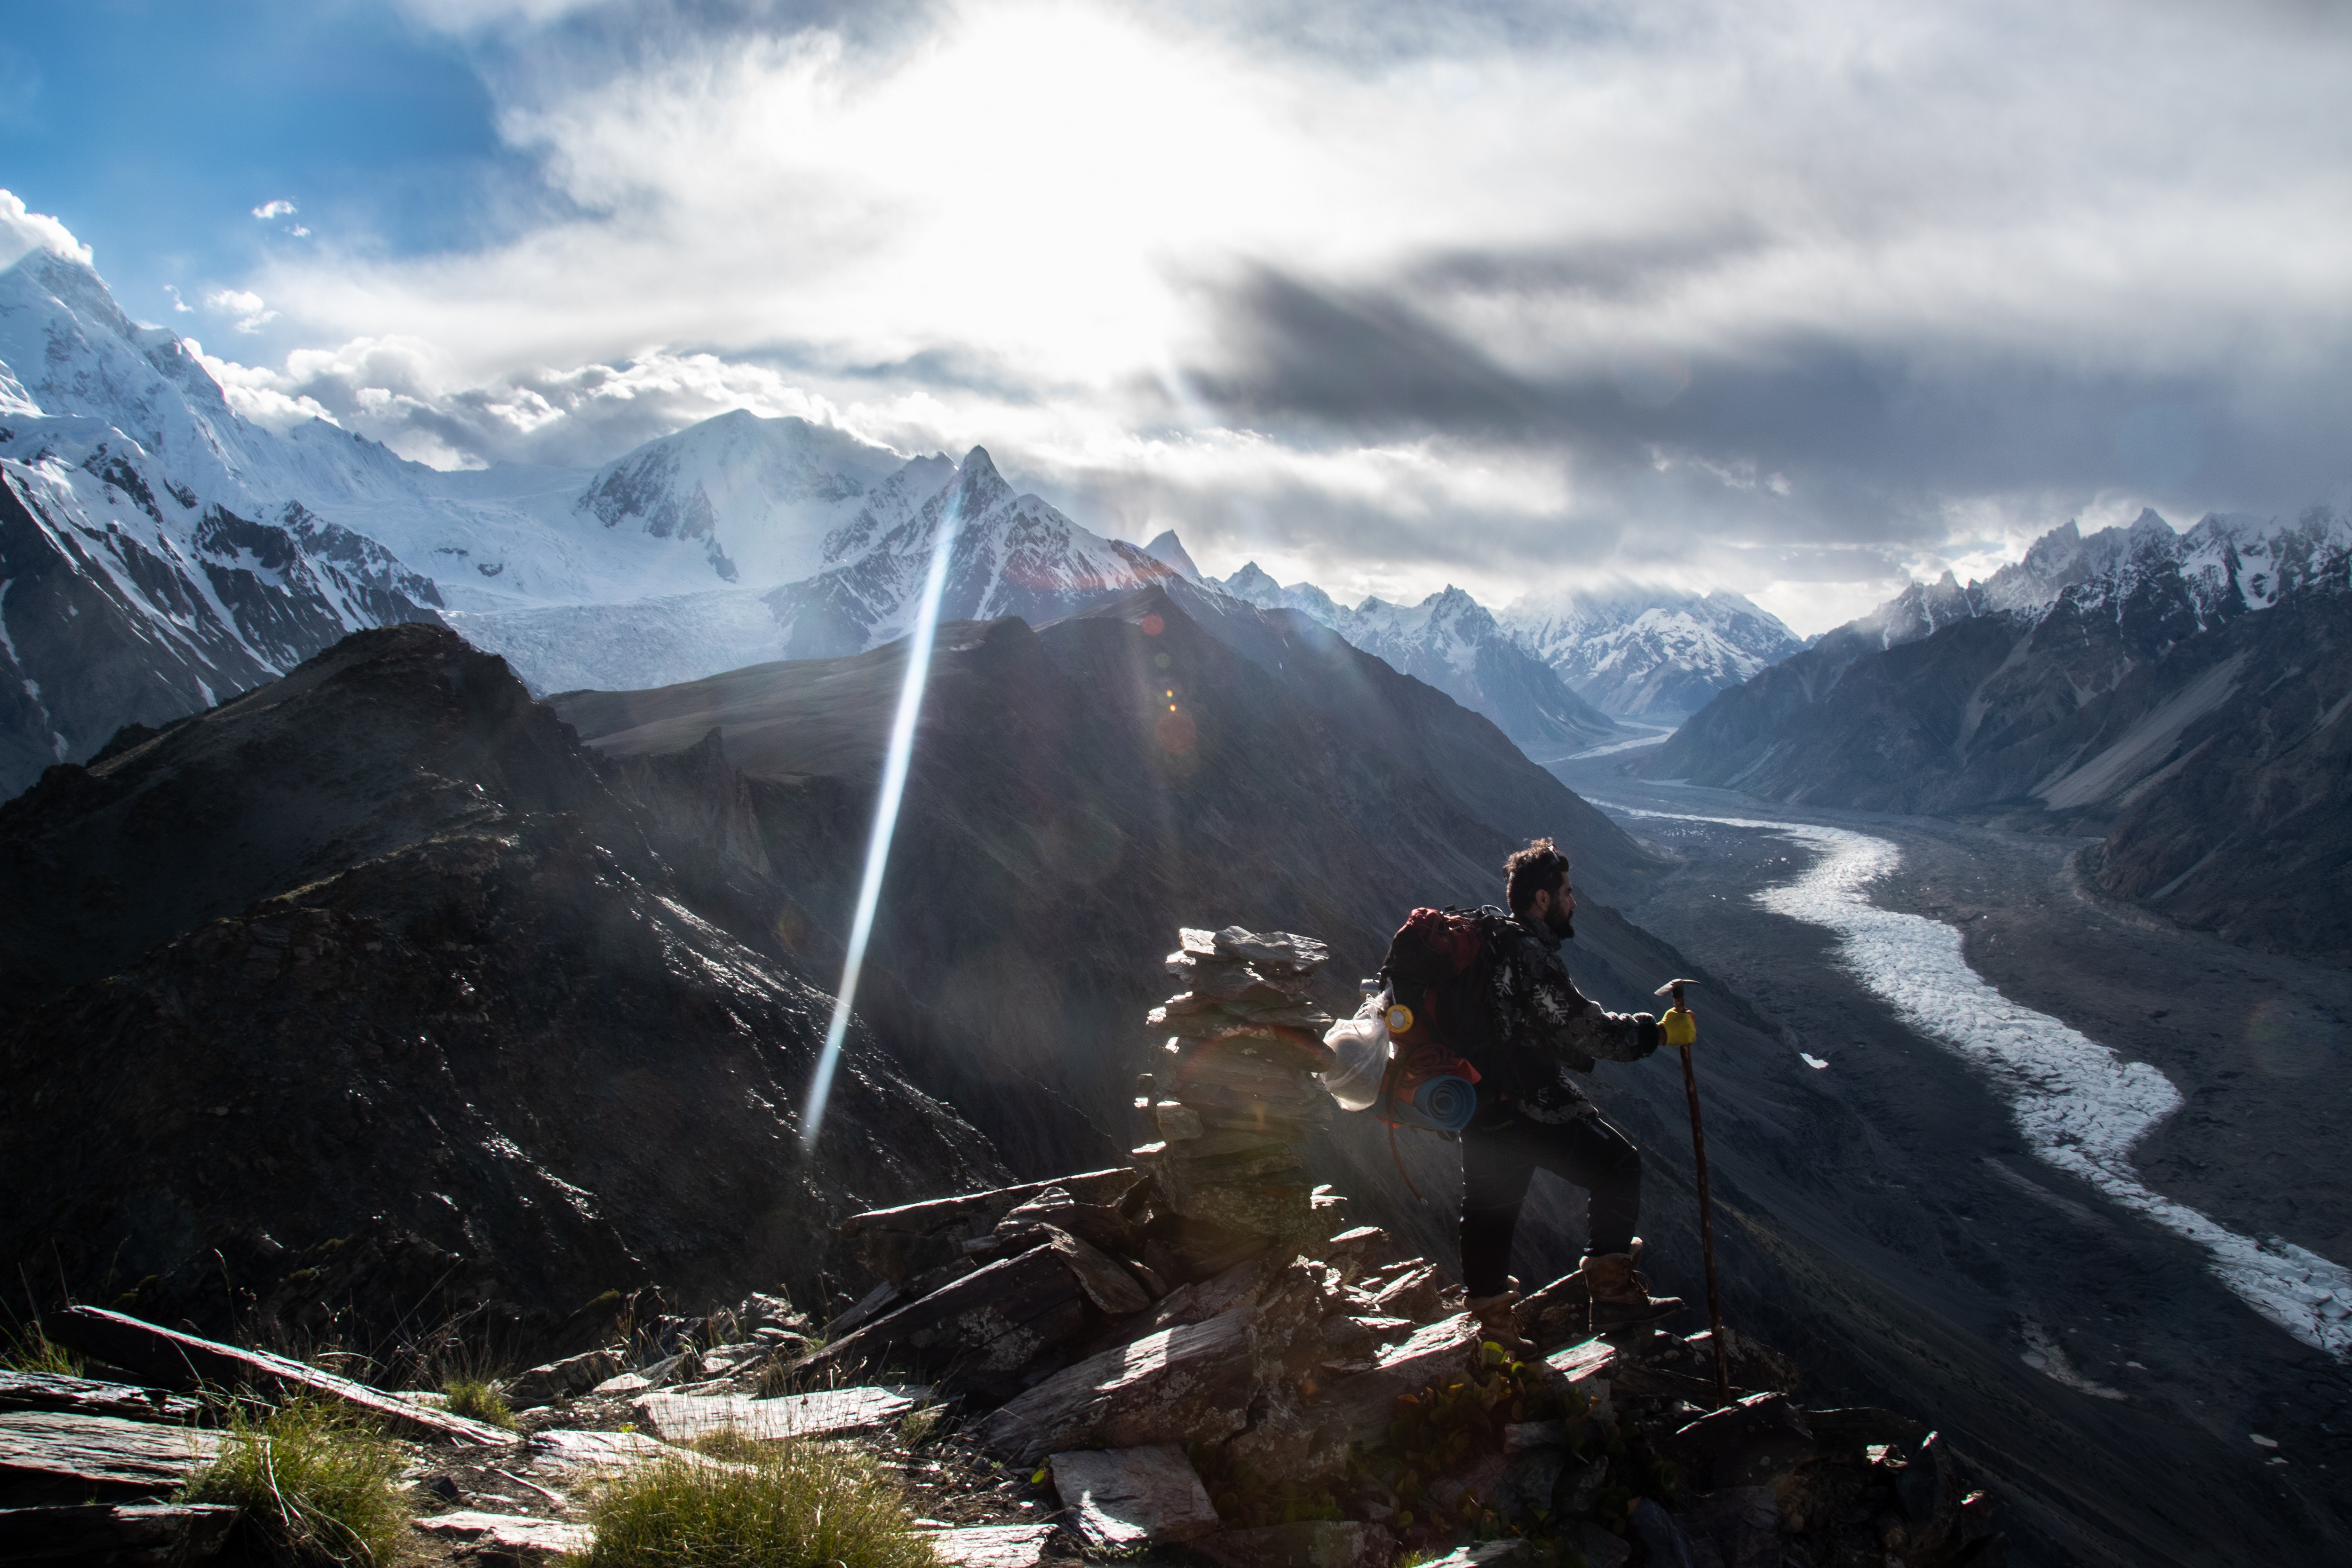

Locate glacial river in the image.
[1603,802,2352,1358]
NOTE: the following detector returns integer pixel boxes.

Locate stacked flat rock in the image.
[1135,926,1343,1280]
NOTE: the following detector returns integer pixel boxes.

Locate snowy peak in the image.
[1143,529,1202,582]
[1499,583,1802,720]
[1208,573,1612,748]
[573,411,908,588]
[762,447,1182,660]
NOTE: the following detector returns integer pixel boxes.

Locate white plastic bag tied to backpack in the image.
[1319,986,1392,1112]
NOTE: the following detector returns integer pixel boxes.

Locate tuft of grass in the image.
[441,1377,516,1429]
[684,1426,771,1465]
[898,1404,946,1447]
[0,1321,85,1377]
[178,1399,410,1567]
[582,1438,942,1568]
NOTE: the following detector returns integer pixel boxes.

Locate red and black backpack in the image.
[1377,905,1519,1115]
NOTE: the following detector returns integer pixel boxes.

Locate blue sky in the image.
[0,0,524,333]
[3,1,2348,631]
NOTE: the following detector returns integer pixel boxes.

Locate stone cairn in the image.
[1136,925,1348,1280]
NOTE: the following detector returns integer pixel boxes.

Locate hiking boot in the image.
[1582,1251,1681,1332]
[1466,1290,1530,1355]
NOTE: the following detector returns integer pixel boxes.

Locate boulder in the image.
[1630,1497,1700,1568]
[1666,1393,1814,1489]
[842,1170,1144,1286]
[1194,1520,1394,1568]
[1321,1226,1394,1283]
[1047,1444,1222,1549]
[980,1306,1259,1465]
[1319,1313,1481,1447]
[1542,1337,1617,1424]
[1513,1272,1590,1351]
[1677,1486,1780,1568]
[1222,1385,1352,1488]
[1680,1328,1801,1395]
[801,1248,1088,1394]
[1490,1445,1568,1523]
[503,1349,622,1409]
[1001,1189,1141,1258]
[1898,1430,1961,1545]
[0,1503,238,1563]
[1038,1227,1153,1316]
[1366,1263,1444,1325]
[1572,1519,1632,1568]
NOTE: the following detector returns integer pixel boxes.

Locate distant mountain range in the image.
[1645,506,2352,965]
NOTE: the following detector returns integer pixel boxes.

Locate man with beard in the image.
[1462,838,1683,1343]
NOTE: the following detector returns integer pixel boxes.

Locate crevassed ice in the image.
[1603,803,2352,1359]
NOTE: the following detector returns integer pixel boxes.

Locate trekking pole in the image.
[1655,978,1731,1409]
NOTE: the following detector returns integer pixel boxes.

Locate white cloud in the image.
[0,189,94,271]
[203,288,279,333]
[162,284,193,314]
[251,199,298,220]
[193,2,2352,633]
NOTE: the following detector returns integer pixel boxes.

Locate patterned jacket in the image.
[1478,907,1659,1125]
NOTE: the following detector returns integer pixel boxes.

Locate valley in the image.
[1550,745,2352,1566]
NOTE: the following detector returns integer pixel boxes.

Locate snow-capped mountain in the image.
[1644,503,2352,961]
[574,410,911,587]
[766,448,1181,659]
[1217,565,1615,750]
[1142,529,1203,582]
[0,214,445,793]
[1499,586,1801,721]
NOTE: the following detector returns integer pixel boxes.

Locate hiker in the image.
[1461,838,1683,1342]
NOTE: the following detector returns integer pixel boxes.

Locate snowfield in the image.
[1604,802,2352,1359]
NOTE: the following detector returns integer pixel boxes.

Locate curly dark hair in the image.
[1505,837,1571,915]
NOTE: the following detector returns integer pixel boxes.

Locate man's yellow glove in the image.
[1662,1006,1698,1049]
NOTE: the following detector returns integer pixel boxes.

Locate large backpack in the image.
[1376,905,1518,1124]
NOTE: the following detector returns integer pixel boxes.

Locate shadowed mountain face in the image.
[555,584,1673,1260]
[0,625,1004,1351]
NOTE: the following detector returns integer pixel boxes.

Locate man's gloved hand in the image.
[1634,1011,1660,1051]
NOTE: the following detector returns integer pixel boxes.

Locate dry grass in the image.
[177,1399,410,1566]
[0,1321,84,1377]
[581,1434,941,1568]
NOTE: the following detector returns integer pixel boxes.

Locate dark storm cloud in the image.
[1177,258,2352,540]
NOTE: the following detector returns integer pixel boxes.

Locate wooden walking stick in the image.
[1656,977,1731,1409]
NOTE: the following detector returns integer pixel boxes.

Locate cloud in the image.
[203,288,279,333]
[189,0,2352,631]
[251,199,298,220]
[163,285,193,313]
[0,190,94,271]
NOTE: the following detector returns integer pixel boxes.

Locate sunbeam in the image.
[799,494,967,1151]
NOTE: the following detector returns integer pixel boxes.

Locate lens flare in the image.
[800,499,966,1150]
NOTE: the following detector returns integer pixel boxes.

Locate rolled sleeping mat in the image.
[1387,1074,1477,1134]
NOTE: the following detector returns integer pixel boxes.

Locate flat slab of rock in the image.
[632,1387,915,1443]
[0,1411,221,1504]
[980,1306,1258,1465]
[521,1428,687,1473]
[1194,1520,1395,1568]
[802,1249,1088,1392]
[45,1307,507,1446]
[415,1509,592,1555]
[0,1502,237,1564]
[1047,1445,1220,1549]
[0,1373,203,1426]
[1319,1312,1479,1446]
[923,1522,1057,1568]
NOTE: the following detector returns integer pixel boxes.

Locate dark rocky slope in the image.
[0,626,1003,1354]
[554,584,1682,1262]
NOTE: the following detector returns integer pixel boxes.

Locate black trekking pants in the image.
[1459,1111,1642,1298]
